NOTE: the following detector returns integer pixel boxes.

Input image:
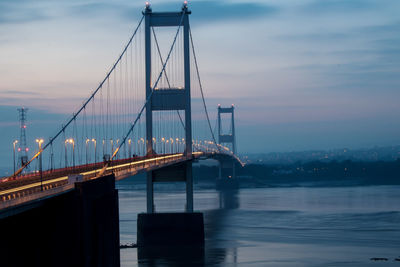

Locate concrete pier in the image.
[137,212,204,247]
[0,174,120,267]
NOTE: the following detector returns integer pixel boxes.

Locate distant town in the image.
[241,145,400,165]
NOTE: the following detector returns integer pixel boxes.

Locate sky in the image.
[0,0,400,173]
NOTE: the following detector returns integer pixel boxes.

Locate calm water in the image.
[118,178,400,266]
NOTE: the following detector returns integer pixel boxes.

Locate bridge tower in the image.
[217,104,237,182]
[137,3,204,248]
[218,104,236,154]
[144,2,193,213]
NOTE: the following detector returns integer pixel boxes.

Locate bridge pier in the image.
[139,161,204,247]
[0,174,120,267]
[137,212,204,246]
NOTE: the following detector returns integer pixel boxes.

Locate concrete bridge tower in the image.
[138,2,204,248]
[144,1,193,214]
[217,104,237,187]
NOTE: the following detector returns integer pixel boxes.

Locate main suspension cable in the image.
[11,16,145,177]
[99,11,186,175]
[189,26,219,152]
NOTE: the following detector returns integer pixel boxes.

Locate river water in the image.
[118,177,400,266]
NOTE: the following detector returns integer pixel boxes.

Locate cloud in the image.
[273,16,400,96]
[0,105,68,126]
[0,0,49,25]
[1,90,41,96]
[276,20,400,45]
[157,0,279,24]
[277,32,350,43]
[361,22,400,60]
[0,95,87,115]
[67,2,141,22]
[66,0,279,25]
[300,0,379,14]
[361,21,400,34]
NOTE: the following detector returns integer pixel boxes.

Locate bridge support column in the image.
[0,174,120,267]
[218,160,236,179]
[145,161,193,213]
[186,162,193,212]
[146,172,154,213]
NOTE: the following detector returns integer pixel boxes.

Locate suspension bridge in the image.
[0,2,241,209]
[0,3,242,265]
[0,5,243,264]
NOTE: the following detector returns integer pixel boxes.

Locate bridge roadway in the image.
[0,151,209,211]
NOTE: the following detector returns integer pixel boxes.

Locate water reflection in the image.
[121,185,400,266]
[218,189,239,210]
[138,246,205,266]
[203,189,239,265]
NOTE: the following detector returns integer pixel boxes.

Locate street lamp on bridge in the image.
[12,140,18,177]
[85,138,97,165]
[170,138,174,153]
[161,137,165,154]
[36,138,44,191]
[85,139,90,165]
[128,139,132,158]
[65,138,75,168]
[152,137,156,154]
[140,138,145,156]
[92,138,97,163]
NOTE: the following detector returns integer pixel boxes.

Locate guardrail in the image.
[0,152,206,209]
[0,184,74,213]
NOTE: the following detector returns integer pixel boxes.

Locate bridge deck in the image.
[0,152,208,211]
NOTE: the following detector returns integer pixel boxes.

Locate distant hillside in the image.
[239,160,400,186]
[193,159,400,187]
[242,145,400,165]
